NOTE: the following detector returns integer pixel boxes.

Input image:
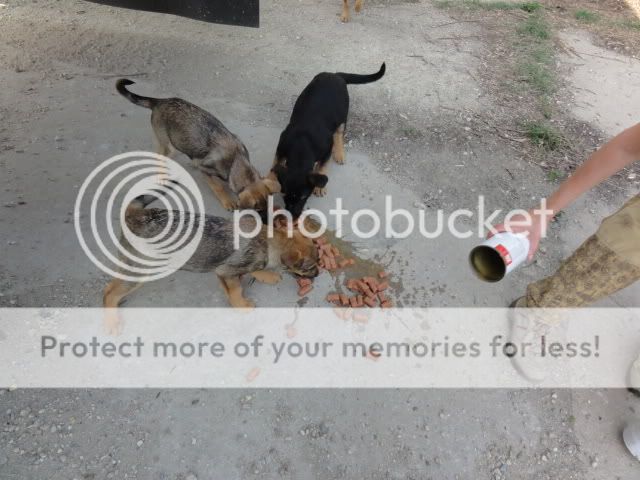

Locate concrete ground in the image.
[1,0,639,478]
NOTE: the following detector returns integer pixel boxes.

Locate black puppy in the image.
[271,63,386,218]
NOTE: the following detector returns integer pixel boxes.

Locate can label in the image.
[495,244,512,265]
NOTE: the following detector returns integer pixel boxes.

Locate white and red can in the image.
[469,232,530,282]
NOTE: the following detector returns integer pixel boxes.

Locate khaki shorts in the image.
[596,195,640,269]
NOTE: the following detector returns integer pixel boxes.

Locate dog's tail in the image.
[116,78,156,109]
[337,62,386,85]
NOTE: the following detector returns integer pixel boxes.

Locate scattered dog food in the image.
[326,273,394,311]
[313,238,354,272]
[293,234,394,309]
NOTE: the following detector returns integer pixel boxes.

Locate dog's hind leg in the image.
[103,278,143,335]
[203,174,238,211]
[217,275,255,309]
[355,0,363,13]
[151,125,175,185]
[341,0,350,22]
[332,123,346,165]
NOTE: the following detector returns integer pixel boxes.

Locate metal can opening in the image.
[469,245,506,282]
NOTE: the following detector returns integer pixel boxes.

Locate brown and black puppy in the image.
[272,63,385,218]
[103,191,319,319]
[116,79,280,212]
[341,0,364,22]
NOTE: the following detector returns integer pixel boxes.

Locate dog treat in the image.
[246,367,261,383]
[363,296,377,308]
[359,282,375,299]
[353,312,370,323]
[297,277,313,288]
[368,345,382,358]
[378,271,388,279]
[363,276,376,286]
[339,294,349,306]
[339,259,351,269]
[356,295,364,307]
[380,300,393,308]
[366,350,381,361]
[377,281,389,292]
[349,296,358,308]
[329,256,338,271]
[298,284,313,297]
[378,292,387,303]
[286,324,297,338]
[334,307,353,321]
[326,293,340,303]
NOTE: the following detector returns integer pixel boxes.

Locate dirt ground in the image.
[1,0,640,478]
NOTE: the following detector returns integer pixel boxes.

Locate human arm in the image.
[493,122,640,260]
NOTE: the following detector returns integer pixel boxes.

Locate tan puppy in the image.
[103,189,319,334]
[116,79,280,212]
[103,191,319,317]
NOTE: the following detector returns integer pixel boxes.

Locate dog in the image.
[116,79,280,212]
[103,189,319,321]
[341,0,364,22]
[271,63,385,218]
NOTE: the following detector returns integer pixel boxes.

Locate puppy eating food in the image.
[103,189,319,312]
[271,63,385,218]
[116,79,280,212]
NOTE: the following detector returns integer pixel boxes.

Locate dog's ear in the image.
[308,173,328,188]
[263,178,281,193]
[238,190,257,209]
[271,209,293,229]
[280,249,302,268]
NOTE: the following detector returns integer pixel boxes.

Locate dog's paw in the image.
[233,298,255,310]
[340,11,350,22]
[104,312,123,336]
[252,271,282,285]
[222,198,239,211]
[314,186,327,197]
[333,154,345,165]
[355,0,363,12]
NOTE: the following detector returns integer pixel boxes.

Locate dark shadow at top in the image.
[86,0,259,27]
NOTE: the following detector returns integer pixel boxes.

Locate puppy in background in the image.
[116,79,280,212]
[272,62,385,218]
[103,189,319,318]
[341,0,364,22]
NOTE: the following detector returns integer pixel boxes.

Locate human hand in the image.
[490,209,553,261]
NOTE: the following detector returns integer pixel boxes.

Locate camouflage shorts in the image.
[526,195,640,308]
